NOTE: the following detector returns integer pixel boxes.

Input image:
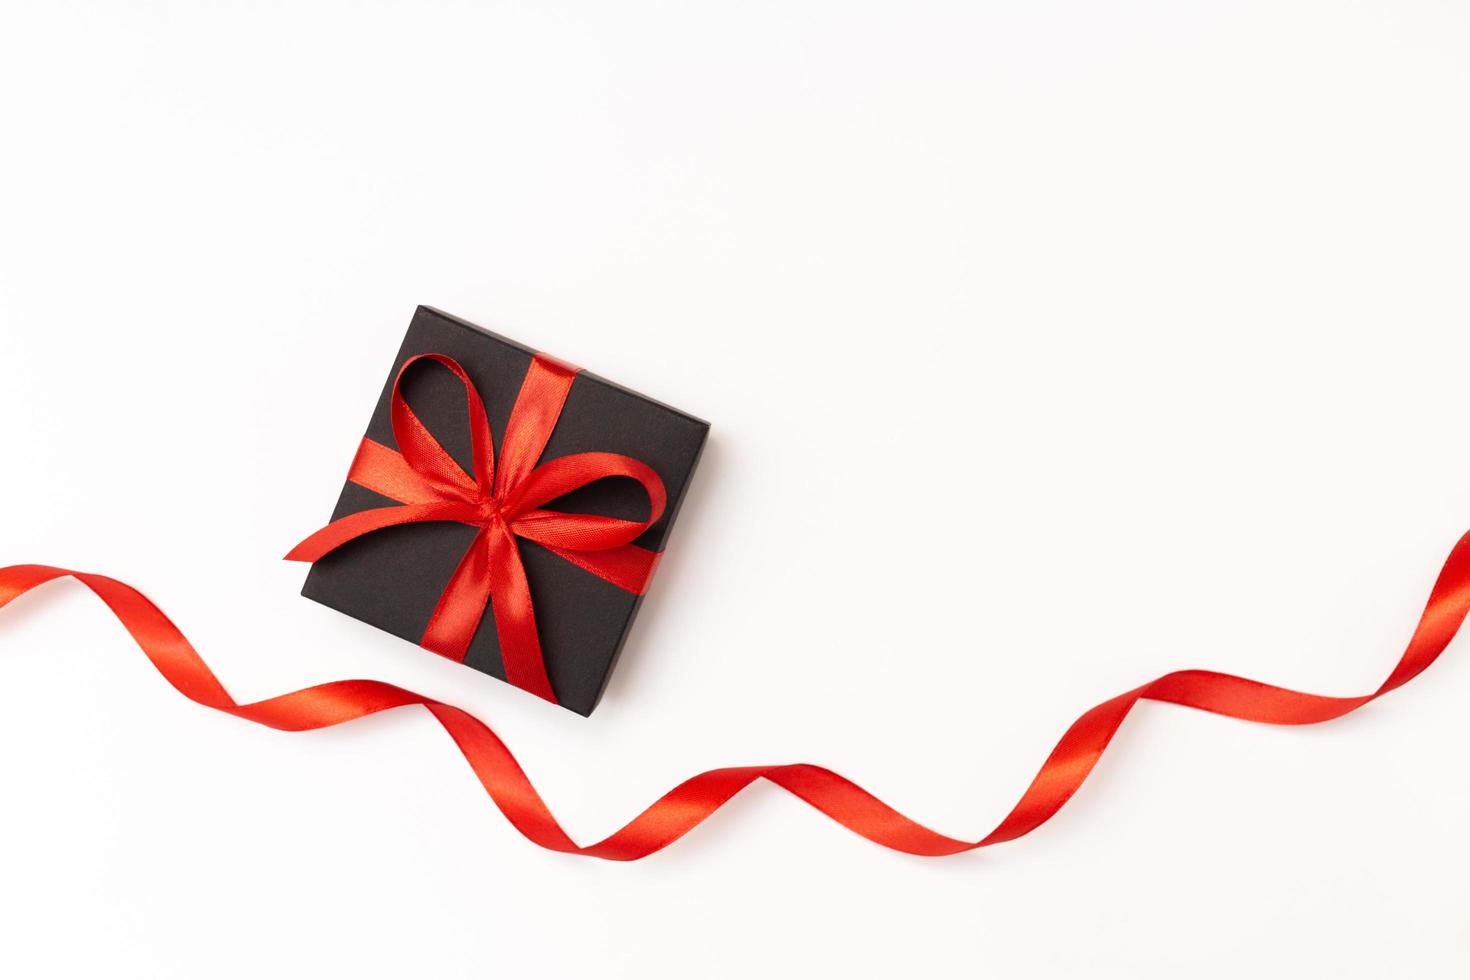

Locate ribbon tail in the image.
[285,502,477,562]
[420,525,559,706]
[348,439,473,505]
[421,527,496,664]
[482,524,559,704]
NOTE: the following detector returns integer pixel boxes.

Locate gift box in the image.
[293,306,709,715]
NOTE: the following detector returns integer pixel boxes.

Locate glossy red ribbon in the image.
[285,353,667,704]
[3,529,1466,859]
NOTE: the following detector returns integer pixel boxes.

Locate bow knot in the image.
[476,498,505,526]
[288,352,667,706]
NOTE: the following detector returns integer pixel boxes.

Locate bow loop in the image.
[511,509,653,552]
[501,452,667,524]
[391,354,496,500]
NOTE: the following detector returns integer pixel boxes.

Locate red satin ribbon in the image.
[3,529,1466,859]
[286,353,667,704]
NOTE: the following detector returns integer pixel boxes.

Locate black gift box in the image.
[300,306,709,715]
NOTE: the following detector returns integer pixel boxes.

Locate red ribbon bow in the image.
[286,352,667,704]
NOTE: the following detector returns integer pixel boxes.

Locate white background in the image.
[2,2,1468,977]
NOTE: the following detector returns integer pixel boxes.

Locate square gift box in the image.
[295,306,709,715]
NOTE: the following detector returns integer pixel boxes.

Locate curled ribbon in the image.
[286,353,667,704]
[2,529,1467,860]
